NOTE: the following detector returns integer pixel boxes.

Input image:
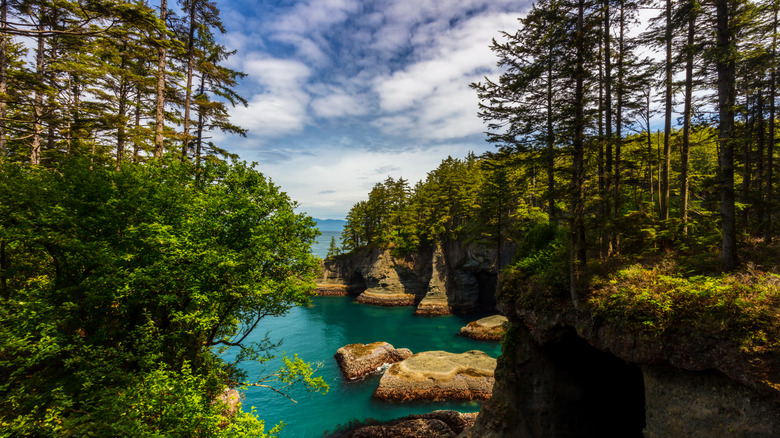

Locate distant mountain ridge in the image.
[313,218,346,232]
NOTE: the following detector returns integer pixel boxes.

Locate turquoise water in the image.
[225,297,502,437]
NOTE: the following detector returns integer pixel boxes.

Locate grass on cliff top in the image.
[588,258,780,353]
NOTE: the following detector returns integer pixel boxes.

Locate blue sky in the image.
[210,0,531,219]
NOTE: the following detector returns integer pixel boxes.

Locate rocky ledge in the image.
[374,350,496,401]
[315,284,351,296]
[334,342,413,380]
[354,290,416,306]
[458,315,508,341]
[327,410,478,438]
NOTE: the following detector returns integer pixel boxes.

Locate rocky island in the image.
[458,315,508,341]
[334,342,413,380]
[374,350,496,401]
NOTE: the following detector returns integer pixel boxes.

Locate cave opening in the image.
[348,271,367,295]
[546,329,646,437]
[475,271,497,311]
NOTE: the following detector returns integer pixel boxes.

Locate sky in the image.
[211,0,533,220]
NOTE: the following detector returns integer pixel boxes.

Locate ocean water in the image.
[311,230,342,259]
[224,296,503,437]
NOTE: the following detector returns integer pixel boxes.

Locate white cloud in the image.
[230,56,312,137]
[311,92,369,118]
[372,12,520,140]
[254,142,490,220]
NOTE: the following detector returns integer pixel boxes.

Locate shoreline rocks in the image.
[334,342,413,380]
[315,283,351,296]
[325,410,478,438]
[374,350,496,401]
[457,315,508,341]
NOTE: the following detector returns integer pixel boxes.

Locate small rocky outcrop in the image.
[328,410,477,438]
[334,342,413,380]
[458,315,508,341]
[374,350,496,401]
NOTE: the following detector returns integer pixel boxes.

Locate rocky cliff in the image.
[317,241,514,314]
[465,287,780,437]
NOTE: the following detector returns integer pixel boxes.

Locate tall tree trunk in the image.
[182,0,197,161]
[0,0,8,156]
[570,0,587,310]
[767,6,777,242]
[154,0,168,158]
[598,5,607,258]
[604,0,613,257]
[133,86,142,162]
[680,2,696,235]
[756,89,765,235]
[646,89,654,217]
[117,81,127,170]
[715,0,738,270]
[742,89,753,225]
[31,12,45,165]
[661,0,673,222]
[546,53,556,220]
[195,72,205,166]
[614,0,624,254]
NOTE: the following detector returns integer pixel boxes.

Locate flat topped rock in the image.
[458,315,508,341]
[334,410,478,438]
[334,342,413,380]
[374,350,497,401]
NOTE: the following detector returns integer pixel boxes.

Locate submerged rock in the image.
[374,350,496,401]
[334,342,413,380]
[458,315,508,341]
[326,410,477,438]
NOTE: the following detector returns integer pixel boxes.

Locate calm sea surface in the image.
[311,230,342,259]
[225,297,502,437]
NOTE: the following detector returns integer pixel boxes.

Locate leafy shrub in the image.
[589,265,780,351]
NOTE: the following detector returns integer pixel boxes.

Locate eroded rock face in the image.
[458,315,508,341]
[468,300,780,437]
[318,241,515,312]
[642,365,780,437]
[317,247,432,305]
[334,342,413,380]
[374,350,496,401]
[415,244,451,315]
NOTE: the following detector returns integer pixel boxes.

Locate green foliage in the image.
[326,236,341,259]
[341,153,533,255]
[0,157,326,436]
[589,266,780,351]
[499,222,569,311]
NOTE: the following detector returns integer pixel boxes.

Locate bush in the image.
[589,265,780,352]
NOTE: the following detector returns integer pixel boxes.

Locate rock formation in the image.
[374,350,496,401]
[466,300,780,437]
[334,342,413,380]
[317,241,515,313]
[326,410,478,438]
[458,315,508,341]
